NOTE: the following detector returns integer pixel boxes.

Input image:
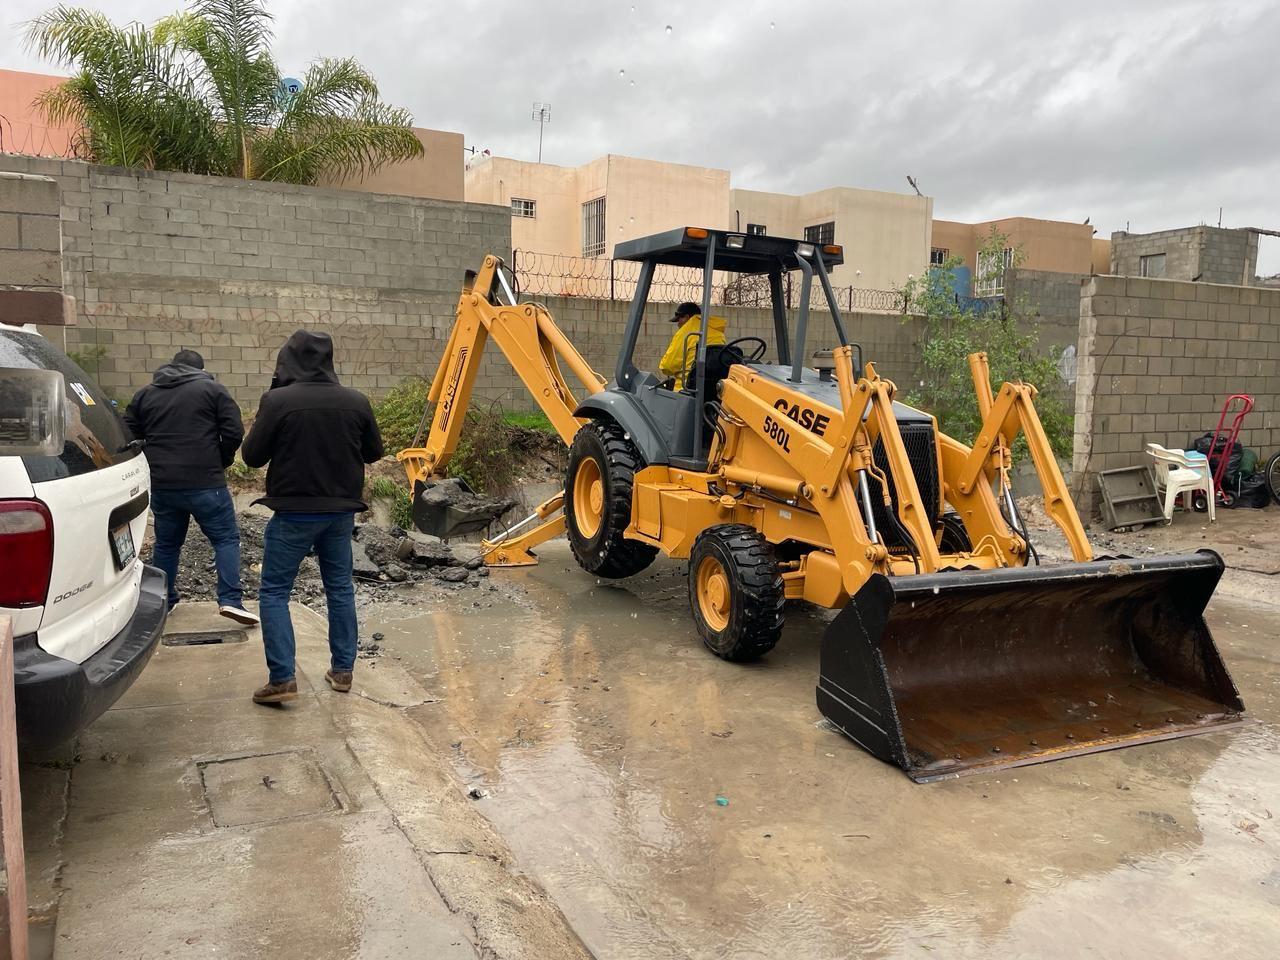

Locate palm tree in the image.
[25,0,424,184]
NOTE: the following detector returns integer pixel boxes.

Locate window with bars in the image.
[511,198,536,219]
[582,197,606,258]
[929,247,949,267]
[746,223,767,236]
[804,221,835,246]
[974,246,1013,297]
[1139,253,1166,278]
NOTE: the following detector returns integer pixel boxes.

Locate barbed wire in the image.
[0,115,87,161]
[512,249,908,314]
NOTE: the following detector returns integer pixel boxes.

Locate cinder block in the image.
[21,214,63,252]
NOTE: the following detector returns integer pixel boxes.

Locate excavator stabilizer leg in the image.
[816,551,1244,782]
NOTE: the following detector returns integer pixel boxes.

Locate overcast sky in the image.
[5,0,1278,272]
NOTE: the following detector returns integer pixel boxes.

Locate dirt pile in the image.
[143,511,520,612]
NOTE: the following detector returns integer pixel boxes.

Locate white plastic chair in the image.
[1146,443,1214,522]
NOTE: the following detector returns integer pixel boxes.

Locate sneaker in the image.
[252,679,298,704]
[325,670,353,693]
[220,604,260,626]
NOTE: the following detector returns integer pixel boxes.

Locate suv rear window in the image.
[0,329,140,481]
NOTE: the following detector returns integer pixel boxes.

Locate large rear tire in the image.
[688,525,784,662]
[565,419,658,578]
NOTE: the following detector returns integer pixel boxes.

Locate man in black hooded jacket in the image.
[241,330,384,704]
[124,349,256,624]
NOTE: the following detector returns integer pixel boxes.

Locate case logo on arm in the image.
[438,347,469,430]
[773,399,830,437]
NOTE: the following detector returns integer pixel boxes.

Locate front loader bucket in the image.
[816,552,1244,782]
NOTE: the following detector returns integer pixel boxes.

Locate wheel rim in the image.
[696,555,731,633]
[573,456,604,539]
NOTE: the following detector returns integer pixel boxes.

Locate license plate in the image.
[111,523,136,569]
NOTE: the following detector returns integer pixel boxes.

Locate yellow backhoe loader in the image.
[399,227,1244,781]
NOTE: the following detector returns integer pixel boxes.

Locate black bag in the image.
[1190,433,1243,493]
[1223,472,1271,509]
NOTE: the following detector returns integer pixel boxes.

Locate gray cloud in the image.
[5,0,1278,271]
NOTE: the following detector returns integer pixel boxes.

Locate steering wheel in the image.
[722,336,768,362]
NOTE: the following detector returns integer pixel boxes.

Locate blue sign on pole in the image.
[276,77,303,107]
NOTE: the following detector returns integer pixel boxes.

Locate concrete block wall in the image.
[1111,226,1258,286]
[0,155,509,405]
[1072,275,1280,513]
[467,296,925,413]
[0,172,62,292]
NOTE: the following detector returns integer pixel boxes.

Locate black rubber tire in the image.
[688,524,785,662]
[1267,452,1280,507]
[564,419,658,579]
[937,512,972,553]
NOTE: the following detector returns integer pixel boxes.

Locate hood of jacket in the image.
[706,315,727,336]
[151,363,212,388]
[271,330,339,387]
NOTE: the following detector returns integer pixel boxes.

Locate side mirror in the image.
[0,368,67,457]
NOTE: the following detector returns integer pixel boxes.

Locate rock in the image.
[383,563,409,583]
[478,566,490,578]
[350,541,383,582]
[464,555,484,570]
[436,566,470,583]
[407,540,458,569]
[389,525,407,539]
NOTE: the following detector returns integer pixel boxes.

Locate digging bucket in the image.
[411,478,511,540]
[816,551,1244,782]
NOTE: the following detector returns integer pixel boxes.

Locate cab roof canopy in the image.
[613,227,844,274]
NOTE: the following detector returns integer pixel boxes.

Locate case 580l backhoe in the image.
[399,227,1243,782]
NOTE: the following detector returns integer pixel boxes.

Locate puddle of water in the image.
[369,542,1280,959]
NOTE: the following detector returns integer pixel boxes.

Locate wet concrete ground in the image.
[369,538,1280,960]
[24,604,588,960]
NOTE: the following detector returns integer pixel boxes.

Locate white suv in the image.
[0,321,166,751]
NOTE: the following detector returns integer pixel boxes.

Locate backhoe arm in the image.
[398,255,606,488]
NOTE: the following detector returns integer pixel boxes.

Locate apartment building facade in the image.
[465,153,934,290]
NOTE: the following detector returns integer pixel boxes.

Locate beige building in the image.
[731,186,933,290]
[465,152,933,290]
[0,68,464,201]
[931,216,1110,289]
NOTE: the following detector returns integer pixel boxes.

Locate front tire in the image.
[688,525,784,662]
[565,419,658,578]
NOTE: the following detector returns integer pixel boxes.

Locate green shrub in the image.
[502,410,556,434]
[367,475,414,529]
[373,377,431,452]
[902,229,1072,459]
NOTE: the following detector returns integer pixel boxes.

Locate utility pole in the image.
[532,103,551,163]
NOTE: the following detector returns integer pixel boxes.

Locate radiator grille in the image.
[868,422,940,549]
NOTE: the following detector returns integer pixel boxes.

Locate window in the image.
[974,246,1014,297]
[511,198,536,219]
[0,328,139,482]
[1139,253,1166,279]
[804,221,835,246]
[582,197,606,258]
[746,223,767,236]
[929,247,949,267]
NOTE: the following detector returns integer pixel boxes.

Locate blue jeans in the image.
[259,513,358,684]
[150,486,242,609]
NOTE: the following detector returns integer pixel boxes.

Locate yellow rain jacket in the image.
[659,314,727,390]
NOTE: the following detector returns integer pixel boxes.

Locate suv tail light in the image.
[0,500,54,608]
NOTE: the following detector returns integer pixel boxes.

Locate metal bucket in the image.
[816,551,1244,782]
[411,478,513,540]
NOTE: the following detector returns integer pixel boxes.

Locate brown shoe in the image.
[325,670,353,693]
[253,679,298,704]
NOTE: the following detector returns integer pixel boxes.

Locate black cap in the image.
[173,349,205,369]
[671,301,700,323]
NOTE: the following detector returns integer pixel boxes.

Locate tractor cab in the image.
[598,227,854,471]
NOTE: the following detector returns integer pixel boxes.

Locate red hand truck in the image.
[1201,394,1254,508]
